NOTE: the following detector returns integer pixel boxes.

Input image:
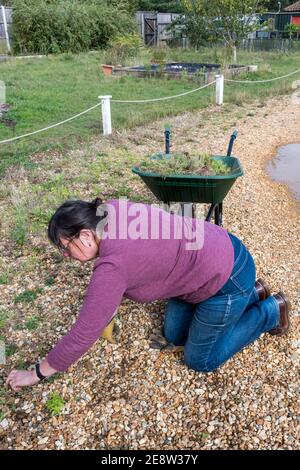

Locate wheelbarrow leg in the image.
[205,203,216,222]
[218,202,223,226]
[163,202,170,213]
[192,203,196,218]
[214,203,223,226]
[206,203,223,225]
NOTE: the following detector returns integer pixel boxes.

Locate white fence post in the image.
[215,74,224,106]
[98,95,112,136]
[1,6,11,53]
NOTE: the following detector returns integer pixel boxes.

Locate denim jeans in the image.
[163,233,280,372]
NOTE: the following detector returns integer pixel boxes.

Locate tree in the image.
[285,22,300,38]
[134,1,184,13]
[261,1,295,11]
[180,0,263,62]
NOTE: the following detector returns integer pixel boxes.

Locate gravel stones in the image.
[0,95,299,450]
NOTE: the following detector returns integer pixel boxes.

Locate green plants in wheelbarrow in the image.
[132,129,243,205]
[136,152,231,177]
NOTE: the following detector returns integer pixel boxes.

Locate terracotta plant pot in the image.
[102,64,114,76]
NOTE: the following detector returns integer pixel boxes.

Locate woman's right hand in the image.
[6,369,40,392]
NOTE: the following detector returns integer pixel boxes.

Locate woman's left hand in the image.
[6,369,40,391]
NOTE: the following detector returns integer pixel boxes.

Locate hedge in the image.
[12,0,137,54]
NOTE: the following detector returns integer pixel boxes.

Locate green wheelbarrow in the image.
[132,130,243,226]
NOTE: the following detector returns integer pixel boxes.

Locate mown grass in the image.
[0,47,300,176]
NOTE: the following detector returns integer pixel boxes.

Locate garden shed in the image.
[135,11,182,46]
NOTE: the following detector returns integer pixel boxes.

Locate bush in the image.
[104,32,142,65]
[12,0,138,55]
[150,47,168,64]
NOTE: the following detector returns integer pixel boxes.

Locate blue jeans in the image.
[163,233,280,372]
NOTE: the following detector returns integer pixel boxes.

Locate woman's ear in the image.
[79,229,93,247]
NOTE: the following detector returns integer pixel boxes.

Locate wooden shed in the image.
[135,11,181,46]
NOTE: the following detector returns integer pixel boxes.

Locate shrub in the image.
[12,0,137,55]
[151,47,168,64]
[104,32,142,65]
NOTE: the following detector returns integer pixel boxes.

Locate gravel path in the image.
[0,94,299,450]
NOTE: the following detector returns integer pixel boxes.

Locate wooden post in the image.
[99,95,112,136]
[1,6,11,53]
[215,74,224,106]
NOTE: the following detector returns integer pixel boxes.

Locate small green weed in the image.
[25,316,40,331]
[45,276,55,287]
[46,393,65,416]
[0,272,9,285]
[14,288,43,304]
[11,205,28,246]
[6,344,18,357]
[0,310,10,329]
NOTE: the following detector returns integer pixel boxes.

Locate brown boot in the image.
[255,278,271,301]
[269,291,291,336]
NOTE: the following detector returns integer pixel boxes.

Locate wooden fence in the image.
[240,38,300,53]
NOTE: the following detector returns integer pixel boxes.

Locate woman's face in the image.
[59,230,99,262]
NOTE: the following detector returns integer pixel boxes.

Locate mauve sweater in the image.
[47,200,234,371]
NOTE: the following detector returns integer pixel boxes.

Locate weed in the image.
[6,344,18,357]
[14,288,43,304]
[45,276,55,287]
[0,272,9,285]
[11,205,28,246]
[46,393,65,416]
[25,316,40,331]
[0,310,10,329]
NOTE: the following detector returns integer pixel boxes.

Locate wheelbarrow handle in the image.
[227,130,238,157]
[165,128,171,156]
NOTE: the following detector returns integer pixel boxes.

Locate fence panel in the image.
[240,38,295,52]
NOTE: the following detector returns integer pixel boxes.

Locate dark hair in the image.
[48,197,106,249]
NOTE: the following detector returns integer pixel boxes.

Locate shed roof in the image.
[284,1,300,12]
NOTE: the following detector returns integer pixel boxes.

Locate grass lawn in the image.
[1,47,300,175]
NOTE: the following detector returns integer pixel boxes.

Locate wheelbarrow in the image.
[132,130,243,226]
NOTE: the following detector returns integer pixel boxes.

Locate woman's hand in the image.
[6,369,40,392]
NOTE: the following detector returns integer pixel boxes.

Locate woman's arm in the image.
[6,262,126,390]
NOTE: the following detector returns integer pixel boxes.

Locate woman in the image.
[6,198,291,391]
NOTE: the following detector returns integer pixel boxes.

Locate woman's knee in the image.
[184,351,219,373]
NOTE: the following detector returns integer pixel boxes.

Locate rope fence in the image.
[0,102,101,145]
[1,66,300,144]
[224,67,300,84]
[110,81,216,104]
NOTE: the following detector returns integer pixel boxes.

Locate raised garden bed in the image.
[114,62,257,82]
